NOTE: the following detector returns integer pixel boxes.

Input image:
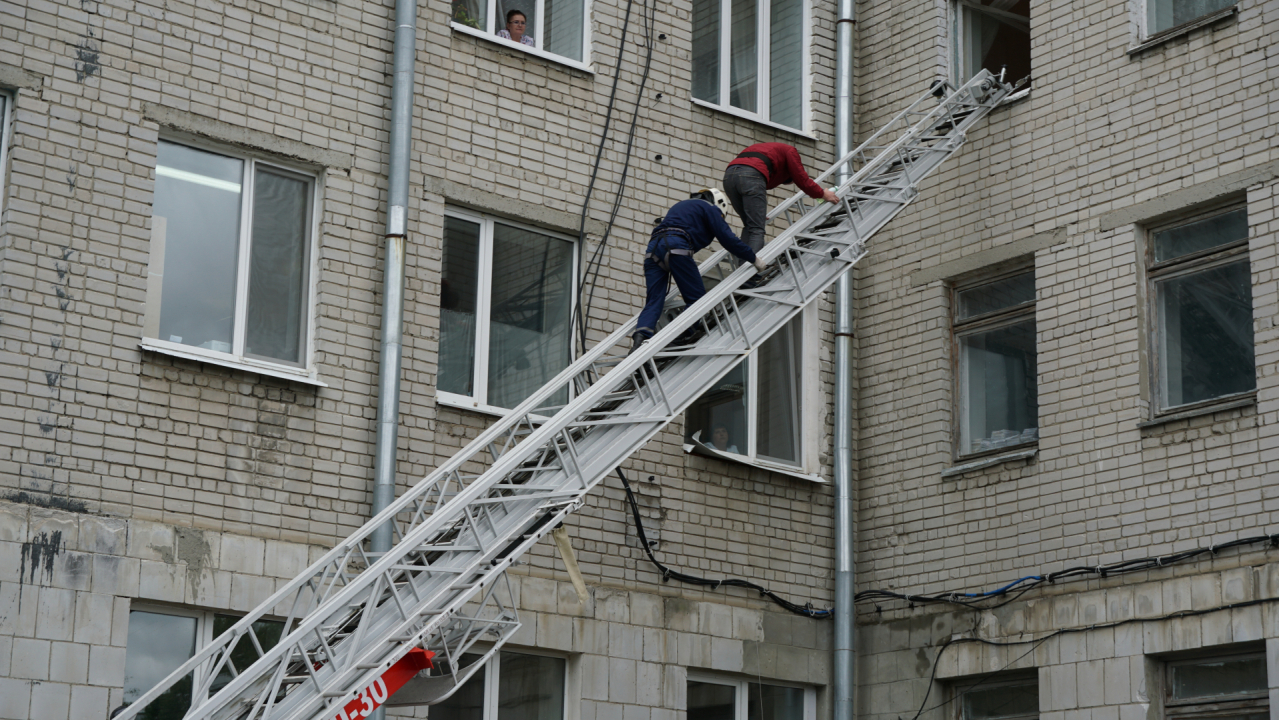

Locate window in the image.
[953,270,1038,457]
[685,315,804,467]
[432,650,567,720]
[954,675,1039,720]
[690,0,808,130]
[1165,650,1267,719]
[144,139,318,374]
[686,673,815,720]
[952,0,1030,87]
[0,91,11,204]
[122,607,284,719]
[1147,206,1253,413]
[1147,0,1235,36]
[439,209,576,412]
[450,0,588,63]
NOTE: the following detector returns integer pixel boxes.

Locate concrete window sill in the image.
[1128,6,1237,57]
[941,447,1037,478]
[1137,394,1255,429]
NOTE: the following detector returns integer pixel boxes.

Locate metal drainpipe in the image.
[832,0,856,717]
[369,0,417,715]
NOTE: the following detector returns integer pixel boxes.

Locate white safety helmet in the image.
[692,188,731,218]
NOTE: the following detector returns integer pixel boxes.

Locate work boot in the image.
[629,329,653,356]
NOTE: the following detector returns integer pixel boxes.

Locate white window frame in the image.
[1145,203,1253,415]
[124,605,286,711]
[1163,649,1268,718]
[683,304,821,481]
[437,207,579,415]
[449,0,594,73]
[140,135,325,386]
[951,267,1038,460]
[948,0,1032,101]
[437,645,577,720]
[0,90,12,209]
[1138,0,1238,41]
[686,671,817,720]
[689,0,813,134]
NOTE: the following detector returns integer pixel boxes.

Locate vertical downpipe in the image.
[370,0,417,715]
[832,0,857,717]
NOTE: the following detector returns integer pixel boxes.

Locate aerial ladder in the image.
[118,70,1016,720]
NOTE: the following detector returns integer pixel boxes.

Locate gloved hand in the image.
[753,257,768,273]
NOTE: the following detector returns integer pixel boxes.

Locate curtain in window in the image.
[729,0,758,111]
[440,217,482,397]
[959,0,1030,85]
[544,0,584,60]
[154,142,244,353]
[245,169,310,365]
[768,0,803,129]
[756,318,801,465]
[692,0,721,102]
[487,225,573,409]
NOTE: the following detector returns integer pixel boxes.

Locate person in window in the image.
[497,9,535,46]
[631,188,767,355]
[710,425,739,454]
[723,143,840,257]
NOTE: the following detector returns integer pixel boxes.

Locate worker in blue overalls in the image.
[630,188,768,355]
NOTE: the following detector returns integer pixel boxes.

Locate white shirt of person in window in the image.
[710,425,739,455]
[497,9,535,46]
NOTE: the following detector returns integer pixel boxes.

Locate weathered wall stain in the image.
[3,491,89,514]
[17,530,65,609]
[74,34,99,82]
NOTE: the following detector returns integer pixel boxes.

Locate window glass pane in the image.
[959,0,1031,86]
[747,683,804,720]
[957,272,1034,321]
[123,610,198,719]
[729,0,758,111]
[1170,655,1266,699]
[245,168,310,364]
[769,0,803,129]
[1153,208,1248,263]
[1148,0,1235,34]
[498,1,537,47]
[440,217,482,397]
[209,615,286,695]
[687,360,748,455]
[451,0,486,30]
[961,681,1039,719]
[756,316,801,465]
[688,681,736,720]
[959,318,1038,454]
[497,652,565,720]
[487,224,574,409]
[544,0,584,60]
[154,141,244,353]
[691,0,721,102]
[1158,259,1255,408]
[432,654,486,720]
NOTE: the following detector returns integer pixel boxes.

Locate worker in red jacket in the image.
[723,143,839,256]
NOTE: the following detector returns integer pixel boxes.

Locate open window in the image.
[450,0,588,64]
[1146,205,1254,414]
[690,0,808,131]
[952,0,1031,88]
[438,208,577,414]
[952,269,1038,458]
[142,139,321,382]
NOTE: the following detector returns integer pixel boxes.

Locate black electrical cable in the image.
[577,0,659,349]
[858,532,1279,612]
[906,594,1279,720]
[616,468,833,619]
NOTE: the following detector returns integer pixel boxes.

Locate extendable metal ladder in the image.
[119,71,1015,720]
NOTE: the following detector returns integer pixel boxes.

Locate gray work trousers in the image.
[723,164,769,258]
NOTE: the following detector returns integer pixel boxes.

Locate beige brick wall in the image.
[852,0,1279,714]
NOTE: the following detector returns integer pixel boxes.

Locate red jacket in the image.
[727,143,825,199]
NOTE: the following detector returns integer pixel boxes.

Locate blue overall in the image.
[634,200,757,336]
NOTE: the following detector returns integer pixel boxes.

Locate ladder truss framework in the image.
[119,71,1014,720]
